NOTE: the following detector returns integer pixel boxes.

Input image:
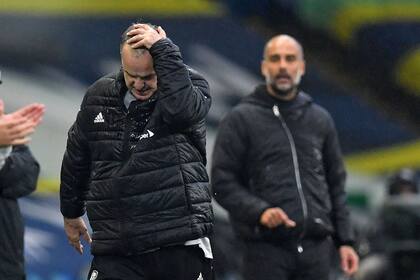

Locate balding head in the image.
[263,35,304,61]
[121,42,148,58]
[261,34,306,100]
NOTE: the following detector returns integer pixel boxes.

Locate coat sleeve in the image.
[60,105,91,219]
[0,145,39,198]
[323,116,354,247]
[149,38,211,128]
[211,111,271,225]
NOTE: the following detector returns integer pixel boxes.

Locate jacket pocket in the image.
[306,217,334,239]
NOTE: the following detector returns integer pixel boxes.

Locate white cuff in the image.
[0,146,12,170]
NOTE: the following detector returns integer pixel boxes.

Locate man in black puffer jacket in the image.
[60,23,213,280]
[211,35,358,280]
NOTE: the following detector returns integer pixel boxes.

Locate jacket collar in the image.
[112,69,159,108]
[242,84,312,112]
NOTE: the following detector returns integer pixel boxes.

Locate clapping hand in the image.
[0,100,45,146]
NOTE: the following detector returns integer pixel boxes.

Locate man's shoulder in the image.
[226,102,248,116]
[186,66,208,84]
[306,99,333,120]
[87,73,119,95]
[81,72,122,106]
[219,100,259,127]
[304,100,336,132]
[313,103,332,119]
[233,94,263,113]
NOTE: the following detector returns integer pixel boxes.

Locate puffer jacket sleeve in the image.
[60,101,91,219]
[212,110,271,225]
[149,38,211,128]
[323,115,354,247]
[0,145,39,198]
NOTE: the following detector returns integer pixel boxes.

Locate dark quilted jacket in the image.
[60,38,213,256]
[212,86,354,247]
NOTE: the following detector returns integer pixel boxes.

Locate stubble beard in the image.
[267,71,302,98]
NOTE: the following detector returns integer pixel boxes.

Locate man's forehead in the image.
[122,64,155,77]
[264,36,303,58]
[121,43,151,58]
[121,46,152,63]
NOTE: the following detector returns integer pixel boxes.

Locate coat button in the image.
[297,245,303,253]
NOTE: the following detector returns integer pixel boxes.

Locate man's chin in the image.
[135,95,151,101]
[272,85,294,96]
[132,90,154,101]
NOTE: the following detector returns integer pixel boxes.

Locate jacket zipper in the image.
[119,110,132,254]
[272,105,308,252]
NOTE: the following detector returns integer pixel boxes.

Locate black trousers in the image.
[87,245,213,280]
[243,238,333,280]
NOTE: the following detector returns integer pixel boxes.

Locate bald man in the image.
[60,22,213,280]
[212,35,358,280]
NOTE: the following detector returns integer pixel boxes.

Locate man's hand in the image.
[0,100,45,146]
[64,217,92,255]
[260,207,296,228]
[339,245,359,276]
[126,24,167,49]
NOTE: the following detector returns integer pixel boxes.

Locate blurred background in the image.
[0,0,419,279]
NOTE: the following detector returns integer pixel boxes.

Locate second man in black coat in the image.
[211,34,359,280]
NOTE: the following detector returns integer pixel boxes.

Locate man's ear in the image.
[261,61,267,77]
[296,69,303,78]
[300,60,306,76]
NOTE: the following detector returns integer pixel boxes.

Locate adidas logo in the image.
[94,112,105,123]
[196,272,203,280]
[139,129,154,140]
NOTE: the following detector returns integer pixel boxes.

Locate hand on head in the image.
[126,24,167,49]
[0,100,45,146]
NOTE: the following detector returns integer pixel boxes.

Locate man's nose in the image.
[278,58,288,69]
[133,79,145,89]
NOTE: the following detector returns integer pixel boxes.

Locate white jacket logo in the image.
[139,129,154,140]
[94,112,105,123]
